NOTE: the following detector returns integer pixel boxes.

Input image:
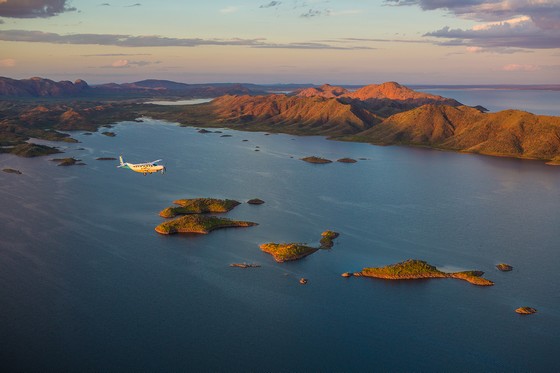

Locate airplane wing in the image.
[151,159,163,164]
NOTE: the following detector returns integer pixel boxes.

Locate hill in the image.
[295,84,349,98]
[207,94,381,136]
[352,104,560,161]
[0,77,89,97]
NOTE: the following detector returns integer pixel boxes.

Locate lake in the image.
[1,109,559,370]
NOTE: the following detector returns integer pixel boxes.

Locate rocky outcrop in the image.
[496,263,513,271]
[296,84,349,98]
[515,307,537,315]
[159,198,240,218]
[259,242,318,263]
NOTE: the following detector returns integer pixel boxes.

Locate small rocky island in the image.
[247,198,265,205]
[101,131,116,137]
[96,157,117,161]
[515,307,537,315]
[2,168,22,174]
[51,157,84,166]
[496,263,513,271]
[337,158,357,163]
[260,231,339,262]
[301,156,332,164]
[357,259,494,286]
[159,198,240,218]
[155,215,257,235]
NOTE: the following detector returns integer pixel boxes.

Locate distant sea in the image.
[0,93,559,371]
[419,88,560,116]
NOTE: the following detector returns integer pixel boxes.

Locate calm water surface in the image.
[1,117,559,371]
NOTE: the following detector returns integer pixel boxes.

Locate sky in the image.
[0,0,558,84]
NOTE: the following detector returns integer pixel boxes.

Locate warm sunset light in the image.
[0,0,558,84]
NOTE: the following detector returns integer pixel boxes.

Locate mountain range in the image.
[1,77,559,164]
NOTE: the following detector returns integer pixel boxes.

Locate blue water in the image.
[1,117,559,371]
[420,88,560,116]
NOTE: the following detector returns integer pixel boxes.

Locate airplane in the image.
[118,155,166,175]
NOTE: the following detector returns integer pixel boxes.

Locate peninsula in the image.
[358,259,494,286]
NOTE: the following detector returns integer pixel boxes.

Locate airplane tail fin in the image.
[117,155,125,168]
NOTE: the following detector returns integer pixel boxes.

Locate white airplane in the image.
[118,155,166,175]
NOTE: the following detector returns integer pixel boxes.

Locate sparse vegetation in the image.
[160,198,240,218]
[155,214,257,235]
[360,259,494,286]
[259,242,318,263]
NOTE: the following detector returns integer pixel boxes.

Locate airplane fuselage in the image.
[124,163,165,174]
[119,156,165,175]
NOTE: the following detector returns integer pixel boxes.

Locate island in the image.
[155,215,257,235]
[2,168,22,174]
[320,230,339,248]
[4,143,61,157]
[259,242,318,263]
[301,156,332,164]
[496,263,513,271]
[230,263,261,268]
[159,198,240,218]
[96,157,117,161]
[357,259,494,286]
[337,158,357,163]
[515,307,537,315]
[101,131,116,137]
[51,157,84,166]
[247,198,265,205]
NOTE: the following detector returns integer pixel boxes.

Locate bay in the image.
[0,115,559,371]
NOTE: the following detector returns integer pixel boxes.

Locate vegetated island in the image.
[301,156,332,164]
[155,214,257,235]
[320,230,339,248]
[261,231,339,262]
[159,198,240,218]
[260,243,318,263]
[2,168,22,174]
[356,259,494,286]
[247,198,265,205]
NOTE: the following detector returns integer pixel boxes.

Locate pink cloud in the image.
[502,64,540,72]
[0,58,16,67]
[111,59,129,67]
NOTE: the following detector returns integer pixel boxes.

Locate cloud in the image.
[99,3,110,6]
[385,1,560,49]
[81,53,152,57]
[0,0,76,18]
[260,1,281,8]
[0,58,16,67]
[0,29,373,50]
[111,59,129,67]
[220,6,238,14]
[300,9,328,18]
[102,59,161,68]
[125,3,141,7]
[425,18,560,49]
[501,63,540,72]
[465,45,531,54]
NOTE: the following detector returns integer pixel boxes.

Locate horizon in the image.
[0,1,559,85]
